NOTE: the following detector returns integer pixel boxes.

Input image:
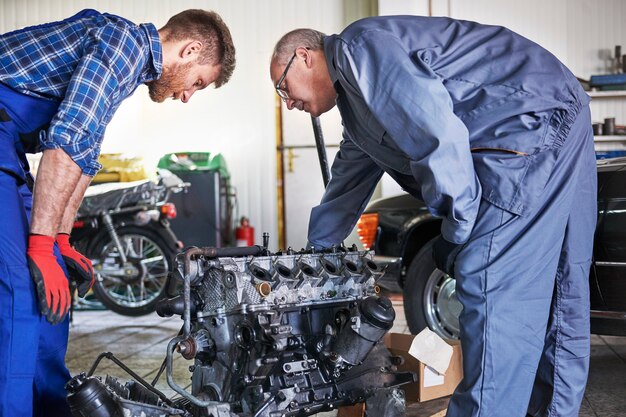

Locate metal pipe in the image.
[311,116,331,188]
[88,352,173,406]
[166,336,220,408]
[102,213,127,263]
[590,310,626,320]
[275,95,287,249]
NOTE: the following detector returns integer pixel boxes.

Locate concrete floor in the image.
[66,298,626,416]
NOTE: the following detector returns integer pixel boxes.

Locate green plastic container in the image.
[157,151,230,179]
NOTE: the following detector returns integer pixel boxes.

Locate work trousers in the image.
[0,83,71,417]
[446,105,596,417]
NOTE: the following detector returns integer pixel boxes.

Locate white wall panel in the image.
[0,0,355,247]
[4,0,626,247]
[379,0,428,16]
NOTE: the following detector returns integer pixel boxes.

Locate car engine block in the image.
[66,243,415,417]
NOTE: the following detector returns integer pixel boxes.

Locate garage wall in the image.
[0,0,353,247]
[2,0,625,246]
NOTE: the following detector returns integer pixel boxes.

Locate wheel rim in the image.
[94,234,169,308]
[423,269,462,340]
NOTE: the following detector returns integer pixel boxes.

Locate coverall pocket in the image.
[0,108,11,122]
[470,147,528,156]
[471,144,560,217]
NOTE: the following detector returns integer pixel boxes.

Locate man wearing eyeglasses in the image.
[270,16,595,417]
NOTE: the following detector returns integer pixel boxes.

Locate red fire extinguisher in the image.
[235,216,255,247]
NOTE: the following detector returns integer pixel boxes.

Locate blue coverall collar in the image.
[323,35,340,89]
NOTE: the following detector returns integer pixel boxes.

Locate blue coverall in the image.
[0,9,162,416]
[309,16,596,416]
[0,84,71,417]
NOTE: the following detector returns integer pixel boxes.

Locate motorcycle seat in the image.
[78,180,160,217]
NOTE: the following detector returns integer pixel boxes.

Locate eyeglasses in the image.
[275,52,297,101]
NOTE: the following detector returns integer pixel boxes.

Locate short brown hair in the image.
[272,28,325,65]
[160,9,235,88]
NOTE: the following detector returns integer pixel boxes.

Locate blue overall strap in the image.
[0,83,60,182]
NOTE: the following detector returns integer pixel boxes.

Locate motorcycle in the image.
[70,170,188,316]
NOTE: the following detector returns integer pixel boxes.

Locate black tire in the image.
[90,226,176,316]
[403,236,462,342]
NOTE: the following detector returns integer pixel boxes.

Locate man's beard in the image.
[147,61,194,103]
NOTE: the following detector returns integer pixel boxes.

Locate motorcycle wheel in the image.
[90,226,176,316]
[403,236,461,342]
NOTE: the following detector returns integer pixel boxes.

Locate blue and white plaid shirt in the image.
[0,9,162,176]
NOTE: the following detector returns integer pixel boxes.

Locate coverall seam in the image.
[478,271,487,417]
[481,205,508,417]
[476,207,503,417]
[548,266,564,417]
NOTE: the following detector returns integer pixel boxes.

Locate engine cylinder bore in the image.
[362,257,382,273]
[274,262,293,279]
[66,374,122,417]
[321,259,339,275]
[343,260,360,274]
[249,263,271,281]
[298,261,318,277]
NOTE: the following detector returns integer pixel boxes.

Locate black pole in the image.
[311,116,330,187]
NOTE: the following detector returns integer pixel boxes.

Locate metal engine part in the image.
[67,244,415,417]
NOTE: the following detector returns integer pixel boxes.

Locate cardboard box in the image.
[384,332,463,403]
[337,402,365,417]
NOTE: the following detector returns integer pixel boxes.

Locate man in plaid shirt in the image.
[0,9,235,416]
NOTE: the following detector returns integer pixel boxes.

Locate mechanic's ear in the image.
[296,47,312,68]
[181,40,202,60]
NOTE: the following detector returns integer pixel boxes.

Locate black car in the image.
[357,157,626,341]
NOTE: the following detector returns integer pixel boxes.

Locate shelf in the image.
[594,136,626,152]
[594,135,626,142]
[588,91,626,98]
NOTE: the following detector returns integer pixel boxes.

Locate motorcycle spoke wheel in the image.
[96,233,170,309]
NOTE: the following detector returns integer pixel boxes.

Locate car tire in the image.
[403,236,462,342]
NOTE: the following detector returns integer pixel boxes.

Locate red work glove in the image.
[56,233,94,298]
[27,234,71,324]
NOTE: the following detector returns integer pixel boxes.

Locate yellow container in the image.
[93,153,148,183]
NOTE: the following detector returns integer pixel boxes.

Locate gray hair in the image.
[272,28,326,65]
